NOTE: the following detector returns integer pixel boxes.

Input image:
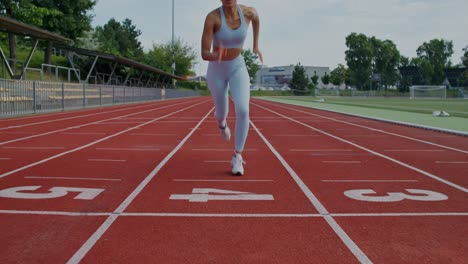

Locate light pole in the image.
[171,0,175,76]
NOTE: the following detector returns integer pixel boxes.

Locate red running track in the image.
[0,97,466,263]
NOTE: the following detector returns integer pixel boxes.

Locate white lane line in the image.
[95,122,143,124]
[88,159,127,162]
[0,210,111,216]
[250,120,373,264]
[384,149,445,152]
[3,146,64,150]
[254,102,468,193]
[62,132,106,135]
[322,161,362,164]
[2,210,467,217]
[291,149,353,152]
[436,161,468,164]
[0,100,208,179]
[192,149,258,152]
[0,99,202,146]
[0,100,186,131]
[322,180,418,183]
[130,133,177,136]
[331,213,468,217]
[273,134,319,137]
[173,179,274,182]
[66,108,214,264]
[96,148,160,152]
[25,176,122,182]
[257,100,468,154]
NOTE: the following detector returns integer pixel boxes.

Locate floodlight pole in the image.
[171,0,175,76]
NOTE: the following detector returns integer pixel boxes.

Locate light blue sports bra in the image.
[213,5,248,49]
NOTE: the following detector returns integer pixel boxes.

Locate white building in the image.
[253,65,331,90]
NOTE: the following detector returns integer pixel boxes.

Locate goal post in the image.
[410,85,447,99]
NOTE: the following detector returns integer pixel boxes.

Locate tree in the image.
[462,46,468,68]
[241,49,260,85]
[310,71,319,89]
[376,40,400,89]
[321,72,330,86]
[145,38,197,77]
[0,0,59,71]
[330,64,347,86]
[95,18,144,60]
[416,39,454,85]
[289,63,310,95]
[32,0,96,65]
[345,33,373,89]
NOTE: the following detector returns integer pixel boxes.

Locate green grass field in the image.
[276,96,468,118]
[257,96,468,134]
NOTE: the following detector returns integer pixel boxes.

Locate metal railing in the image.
[0,78,200,117]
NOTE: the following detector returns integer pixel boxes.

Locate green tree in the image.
[330,64,347,86]
[95,18,144,60]
[416,38,454,85]
[145,38,197,77]
[310,71,319,89]
[32,0,96,65]
[0,0,59,70]
[241,49,260,85]
[289,63,310,95]
[345,33,373,89]
[321,72,330,86]
[461,46,468,88]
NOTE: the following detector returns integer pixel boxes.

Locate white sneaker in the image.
[231,153,245,176]
[219,125,231,142]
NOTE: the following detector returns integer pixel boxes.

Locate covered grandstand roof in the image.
[0,15,71,43]
[53,44,184,81]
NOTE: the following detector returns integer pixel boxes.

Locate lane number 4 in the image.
[0,186,104,200]
[344,189,448,202]
[170,188,274,203]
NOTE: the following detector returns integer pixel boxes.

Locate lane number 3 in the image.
[344,189,448,202]
[0,186,104,200]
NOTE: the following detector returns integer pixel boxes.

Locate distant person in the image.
[201,0,263,176]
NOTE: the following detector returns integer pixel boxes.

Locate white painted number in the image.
[170,188,274,203]
[344,189,448,202]
[0,186,104,200]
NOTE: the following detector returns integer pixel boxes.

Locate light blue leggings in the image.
[207,55,250,153]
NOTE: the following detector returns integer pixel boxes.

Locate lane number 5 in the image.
[344,189,448,202]
[0,186,104,200]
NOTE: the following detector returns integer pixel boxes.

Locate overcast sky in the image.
[92,0,468,76]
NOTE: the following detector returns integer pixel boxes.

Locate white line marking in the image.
[94,122,143,124]
[96,148,160,152]
[0,210,111,216]
[0,101,209,179]
[291,149,353,152]
[249,119,373,264]
[322,180,419,183]
[1,210,468,217]
[254,103,468,193]
[0,99,203,146]
[88,159,127,162]
[130,133,177,136]
[3,146,64,150]
[62,132,106,135]
[257,100,468,154]
[192,149,258,152]
[66,107,214,264]
[436,161,468,164]
[273,134,319,137]
[384,149,445,152]
[173,179,274,182]
[322,161,362,164]
[25,176,121,181]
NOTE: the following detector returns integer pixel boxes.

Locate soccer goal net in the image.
[410,85,447,99]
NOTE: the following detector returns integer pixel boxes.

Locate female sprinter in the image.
[201,0,263,176]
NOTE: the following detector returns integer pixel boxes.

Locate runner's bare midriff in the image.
[213,46,242,61]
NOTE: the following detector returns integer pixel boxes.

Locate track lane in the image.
[253,99,468,189]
